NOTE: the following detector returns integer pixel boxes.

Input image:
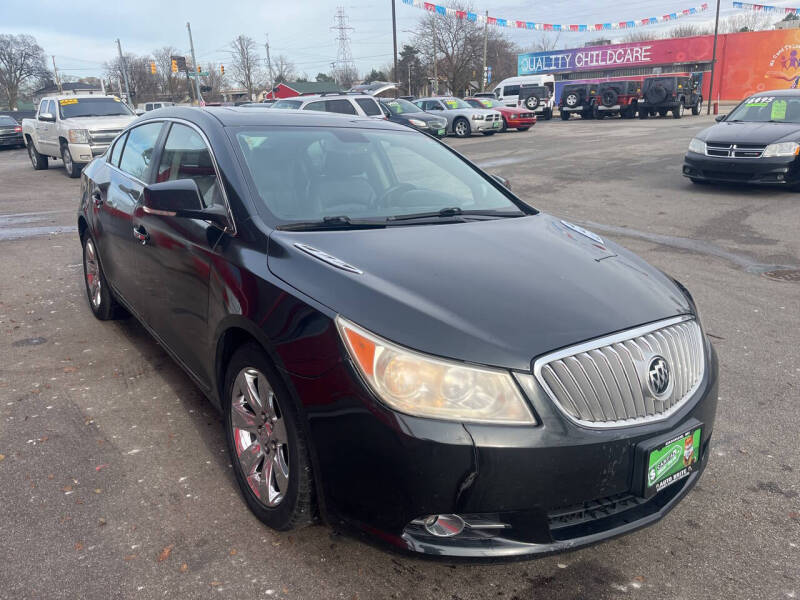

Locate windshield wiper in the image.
[277,215,386,231]
[387,207,525,222]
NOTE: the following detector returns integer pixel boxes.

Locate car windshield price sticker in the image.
[59,98,78,105]
[771,100,787,121]
[745,96,774,107]
[646,427,701,495]
[445,100,459,108]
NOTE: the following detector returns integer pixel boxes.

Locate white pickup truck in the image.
[22,94,137,178]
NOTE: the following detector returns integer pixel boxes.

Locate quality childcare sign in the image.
[518,41,663,75]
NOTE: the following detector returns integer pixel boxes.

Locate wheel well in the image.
[215,327,266,399]
[77,216,88,241]
[58,136,68,148]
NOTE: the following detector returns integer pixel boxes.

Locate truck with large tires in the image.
[22,94,136,178]
[559,83,598,120]
[517,85,554,120]
[638,75,702,120]
[593,80,642,119]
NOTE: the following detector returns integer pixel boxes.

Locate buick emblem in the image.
[647,356,671,398]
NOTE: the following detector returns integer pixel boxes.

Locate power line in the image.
[331,6,357,85]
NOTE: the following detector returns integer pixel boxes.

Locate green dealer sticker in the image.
[771,100,787,121]
[646,427,701,494]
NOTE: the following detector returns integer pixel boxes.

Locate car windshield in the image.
[726,95,800,123]
[382,99,422,115]
[234,126,524,224]
[476,98,501,108]
[58,97,133,118]
[441,97,471,109]
[0,116,18,125]
[272,100,303,109]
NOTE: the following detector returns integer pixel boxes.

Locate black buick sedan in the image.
[79,107,717,559]
[684,89,800,186]
[378,98,448,137]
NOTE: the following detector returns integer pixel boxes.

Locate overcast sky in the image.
[0,0,789,80]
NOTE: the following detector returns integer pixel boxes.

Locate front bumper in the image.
[506,116,537,128]
[68,142,108,163]
[298,336,718,559]
[473,119,501,131]
[683,151,800,185]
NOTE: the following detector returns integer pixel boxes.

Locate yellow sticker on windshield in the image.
[445,100,458,108]
[59,98,78,105]
[113,97,121,101]
[771,99,787,121]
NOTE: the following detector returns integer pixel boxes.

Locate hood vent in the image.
[294,243,363,274]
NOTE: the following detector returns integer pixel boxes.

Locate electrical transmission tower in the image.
[331,7,356,86]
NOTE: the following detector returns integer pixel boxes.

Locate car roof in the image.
[137,105,412,131]
[44,94,120,102]
[291,93,378,101]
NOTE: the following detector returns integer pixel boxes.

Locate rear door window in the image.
[503,85,520,96]
[109,132,127,166]
[326,99,357,115]
[356,98,381,116]
[118,122,164,181]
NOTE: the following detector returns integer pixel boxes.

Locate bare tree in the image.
[153,46,185,102]
[104,54,160,106]
[719,12,778,33]
[669,23,713,38]
[621,30,662,43]
[228,35,261,100]
[528,32,561,53]
[0,34,50,109]
[201,63,225,101]
[273,55,296,84]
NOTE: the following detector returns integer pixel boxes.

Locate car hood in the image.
[407,112,446,124]
[697,121,800,145]
[267,214,691,370]
[61,115,137,131]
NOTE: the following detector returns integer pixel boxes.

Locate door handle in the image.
[91,190,103,207]
[132,225,149,244]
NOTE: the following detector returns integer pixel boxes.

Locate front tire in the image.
[543,107,552,120]
[692,99,701,115]
[517,126,530,131]
[673,104,684,119]
[224,344,315,531]
[61,144,82,178]
[453,118,471,138]
[27,141,48,170]
[82,234,125,320]
[500,117,508,132]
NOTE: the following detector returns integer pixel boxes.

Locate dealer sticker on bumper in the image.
[645,427,701,496]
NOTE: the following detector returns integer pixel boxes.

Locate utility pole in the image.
[186,22,203,104]
[481,10,488,91]
[408,63,412,97]
[707,0,721,115]
[391,0,398,93]
[431,17,438,95]
[265,35,275,98]
[115,39,132,106]
[51,56,63,93]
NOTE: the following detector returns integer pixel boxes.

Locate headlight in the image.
[471,114,484,120]
[762,141,800,157]
[408,118,427,128]
[688,138,706,154]
[68,129,89,144]
[336,317,536,424]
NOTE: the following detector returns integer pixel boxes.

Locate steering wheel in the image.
[377,182,418,208]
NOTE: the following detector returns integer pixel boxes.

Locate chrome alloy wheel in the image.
[84,238,102,309]
[27,144,37,167]
[454,120,468,136]
[231,368,289,507]
[63,146,73,172]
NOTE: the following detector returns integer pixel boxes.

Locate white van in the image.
[492,75,555,118]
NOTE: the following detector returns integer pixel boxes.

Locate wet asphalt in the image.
[0,115,798,599]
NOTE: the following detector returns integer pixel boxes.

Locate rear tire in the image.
[82,233,126,321]
[224,343,316,531]
[517,126,530,131]
[692,99,701,115]
[482,130,495,136]
[61,143,82,178]
[658,108,668,118]
[543,107,552,120]
[560,111,570,120]
[27,141,48,170]
[639,109,649,120]
[673,104,684,119]
[453,117,471,138]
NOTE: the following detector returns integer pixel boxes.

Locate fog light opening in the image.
[422,514,465,538]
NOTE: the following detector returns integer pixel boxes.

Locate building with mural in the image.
[517,29,800,102]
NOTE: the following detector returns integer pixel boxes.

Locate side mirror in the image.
[491,174,511,190]
[143,179,229,227]
[715,114,727,122]
[38,112,55,122]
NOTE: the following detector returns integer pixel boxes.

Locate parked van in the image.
[492,75,555,119]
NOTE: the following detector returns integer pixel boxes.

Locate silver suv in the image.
[271,93,385,119]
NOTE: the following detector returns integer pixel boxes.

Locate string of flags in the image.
[733,1,800,14]
[400,0,710,32]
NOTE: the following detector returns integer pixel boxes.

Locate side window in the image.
[326,99,357,115]
[504,85,520,96]
[303,101,327,112]
[38,99,48,116]
[46,100,57,118]
[145,103,153,111]
[155,123,221,207]
[356,98,381,116]
[118,122,163,181]
[108,132,127,166]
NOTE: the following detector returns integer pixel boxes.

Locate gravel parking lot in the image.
[1,115,798,599]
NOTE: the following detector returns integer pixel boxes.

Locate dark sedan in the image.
[78,107,717,559]
[0,115,24,148]
[684,89,800,186]
[378,98,447,137]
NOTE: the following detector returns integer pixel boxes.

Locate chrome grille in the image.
[88,129,122,146]
[706,143,765,158]
[534,316,704,428]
